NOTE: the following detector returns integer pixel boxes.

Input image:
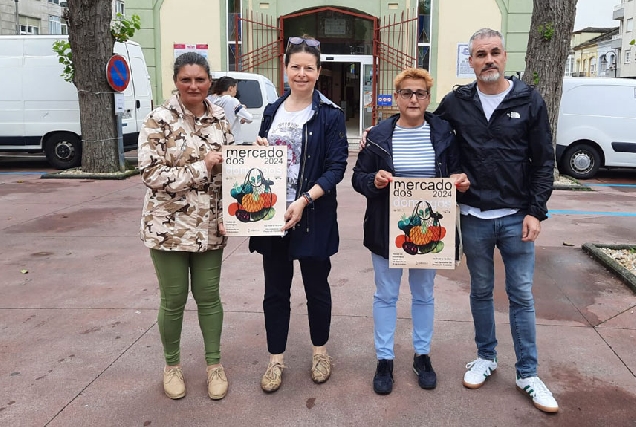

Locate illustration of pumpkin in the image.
[395,201,447,255]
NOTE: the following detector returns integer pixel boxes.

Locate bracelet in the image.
[301,191,314,205]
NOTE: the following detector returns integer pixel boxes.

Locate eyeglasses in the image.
[286,37,321,51]
[397,89,430,100]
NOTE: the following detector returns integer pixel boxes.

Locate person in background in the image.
[249,36,348,393]
[435,28,558,413]
[208,76,253,145]
[352,68,469,395]
[138,52,234,401]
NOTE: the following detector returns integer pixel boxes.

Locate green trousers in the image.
[150,248,224,365]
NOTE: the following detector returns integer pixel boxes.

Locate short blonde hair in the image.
[394,68,434,91]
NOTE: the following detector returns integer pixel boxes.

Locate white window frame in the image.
[226,0,242,71]
[114,0,125,16]
[49,15,61,34]
[626,18,633,33]
[19,16,40,35]
[417,0,432,71]
[625,50,631,64]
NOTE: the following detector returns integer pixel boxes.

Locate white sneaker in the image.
[462,357,497,389]
[516,376,559,413]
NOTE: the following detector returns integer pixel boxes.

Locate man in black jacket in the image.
[435,28,558,413]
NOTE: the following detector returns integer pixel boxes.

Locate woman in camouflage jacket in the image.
[138,52,234,401]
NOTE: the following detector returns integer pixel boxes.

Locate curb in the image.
[553,175,591,191]
[40,168,140,180]
[553,183,592,191]
[582,243,636,294]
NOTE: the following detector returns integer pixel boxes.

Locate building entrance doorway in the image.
[320,54,373,138]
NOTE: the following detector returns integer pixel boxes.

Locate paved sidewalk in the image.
[1,155,636,426]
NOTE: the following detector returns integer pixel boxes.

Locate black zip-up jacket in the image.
[352,113,461,259]
[434,77,554,221]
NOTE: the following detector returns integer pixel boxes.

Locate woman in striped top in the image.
[352,68,470,395]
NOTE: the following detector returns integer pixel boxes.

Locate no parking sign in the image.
[106,54,130,92]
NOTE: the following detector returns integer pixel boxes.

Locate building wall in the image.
[434,0,502,103]
[1,1,132,35]
[597,40,616,77]
[158,0,223,100]
[576,47,599,76]
[620,0,635,77]
[0,0,63,35]
[0,0,17,34]
[127,0,533,105]
[125,0,158,102]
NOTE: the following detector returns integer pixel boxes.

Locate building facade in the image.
[566,28,618,77]
[612,0,636,78]
[127,0,533,136]
[0,0,126,35]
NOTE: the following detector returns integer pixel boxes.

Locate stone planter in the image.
[582,243,636,294]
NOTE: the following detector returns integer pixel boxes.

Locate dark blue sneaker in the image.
[413,354,436,389]
[373,359,394,395]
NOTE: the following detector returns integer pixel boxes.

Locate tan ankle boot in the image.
[207,365,228,400]
[163,366,186,399]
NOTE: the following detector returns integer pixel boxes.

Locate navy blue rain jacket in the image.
[352,113,461,259]
[434,77,554,220]
[248,90,349,259]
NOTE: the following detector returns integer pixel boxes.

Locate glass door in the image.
[320,54,373,136]
[361,62,373,134]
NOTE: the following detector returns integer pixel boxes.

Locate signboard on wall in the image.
[324,18,347,35]
[456,43,474,79]
[377,94,392,106]
[173,43,209,59]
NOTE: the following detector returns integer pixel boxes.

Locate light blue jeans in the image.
[371,253,436,360]
[461,212,538,378]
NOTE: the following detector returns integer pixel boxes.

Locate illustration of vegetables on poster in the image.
[389,177,457,269]
[222,146,287,236]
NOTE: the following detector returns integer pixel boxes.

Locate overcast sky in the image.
[574,0,621,30]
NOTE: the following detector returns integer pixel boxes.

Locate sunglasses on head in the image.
[286,37,321,51]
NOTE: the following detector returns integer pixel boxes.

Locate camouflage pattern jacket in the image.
[138,94,234,252]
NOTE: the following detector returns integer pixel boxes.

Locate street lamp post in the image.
[14,0,19,35]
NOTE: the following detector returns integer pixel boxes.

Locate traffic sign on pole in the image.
[106,54,130,92]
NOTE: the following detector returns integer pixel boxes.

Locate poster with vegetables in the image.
[222,146,287,236]
[389,177,456,269]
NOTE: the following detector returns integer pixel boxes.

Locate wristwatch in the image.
[301,191,314,205]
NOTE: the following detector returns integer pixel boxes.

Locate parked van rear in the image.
[211,71,278,144]
[0,35,153,169]
[556,77,636,179]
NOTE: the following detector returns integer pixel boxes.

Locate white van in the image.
[556,77,636,179]
[0,35,153,169]
[211,71,279,144]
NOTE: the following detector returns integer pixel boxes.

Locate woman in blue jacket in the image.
[352,68,469,395]
[250,36,348,393]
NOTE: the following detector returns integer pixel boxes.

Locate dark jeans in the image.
[262,235,332,354]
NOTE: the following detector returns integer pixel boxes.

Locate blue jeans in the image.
[371,253,436,360]
[461,212,538,378]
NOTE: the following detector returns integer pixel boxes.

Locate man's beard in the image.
[478,69,500,82]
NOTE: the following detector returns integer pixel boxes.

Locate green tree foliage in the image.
[52,13,141,84]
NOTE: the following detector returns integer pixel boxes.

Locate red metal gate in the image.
[236,7,418,125]
[234,11,282,88]
[374,9,418,123]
